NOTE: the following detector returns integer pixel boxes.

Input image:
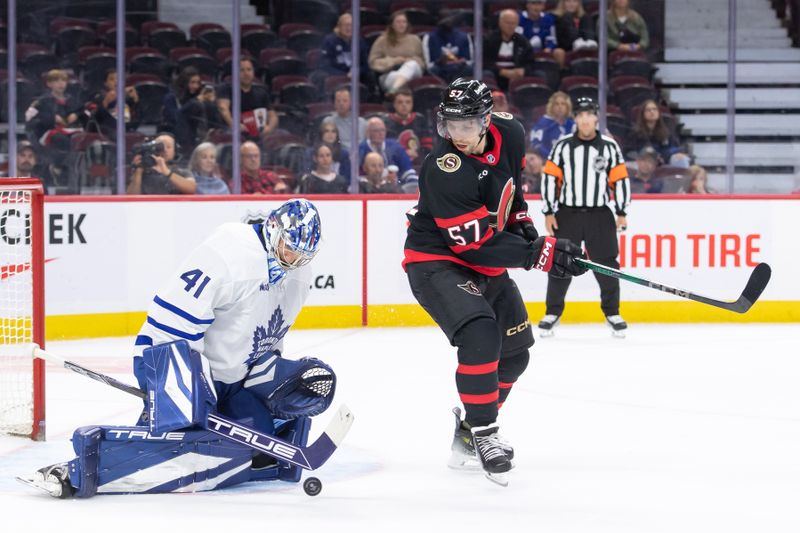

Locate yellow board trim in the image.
[367,301,800,326]
[43,301,800,341]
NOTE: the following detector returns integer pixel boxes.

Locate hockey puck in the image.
[303,476,322,496]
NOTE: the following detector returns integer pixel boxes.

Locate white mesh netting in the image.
[0,188,35,436]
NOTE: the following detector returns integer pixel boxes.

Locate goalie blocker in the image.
[46,341,335,497]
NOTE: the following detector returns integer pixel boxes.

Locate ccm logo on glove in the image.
[535,236,556,272]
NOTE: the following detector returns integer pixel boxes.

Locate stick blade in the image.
[738,262,772,312]
[323,404,354,447]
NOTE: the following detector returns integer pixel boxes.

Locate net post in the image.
[31,182,45,441]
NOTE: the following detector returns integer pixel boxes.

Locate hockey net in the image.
[0,179,45,440]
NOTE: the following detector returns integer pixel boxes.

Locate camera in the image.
[133,140,165,168]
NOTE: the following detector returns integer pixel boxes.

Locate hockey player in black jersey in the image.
[402,78,587,485]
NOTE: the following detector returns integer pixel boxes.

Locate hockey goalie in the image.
[21,199,340,498]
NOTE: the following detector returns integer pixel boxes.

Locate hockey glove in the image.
[506,211,539,242]
[530,236,587,279]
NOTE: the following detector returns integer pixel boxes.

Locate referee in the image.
[538,96,631,337]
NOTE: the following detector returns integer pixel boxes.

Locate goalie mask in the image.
[264,198,321,270]
[436,77,493,140]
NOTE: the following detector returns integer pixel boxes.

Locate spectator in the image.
[484,9,536,92]
[384,87,433,153]
[162,67,222,158]
[328,85,367,152]
[86,69,139,139]
[12,141,38,178]
[518,0,566,66]
[306,118,351,180]
[24,69,84,177]
[605,0,650,51]
[422,16,473,83]
[217,57,277,141]
[358,117,418,192]
[629,146,663,193]
[1,141,52,187]
[368,11,425,94]
[685,164,713,194]
[299,143,349,194]
[554,0,598,51]
[320,13,379,99]
[359,152,403,193]
[126,133,196,194]
[239,141,290,194]
[522,149,544,193]
[626,99,690,167]
[398,129,422,167]
[530,91,575,159]
[188,142,230,194]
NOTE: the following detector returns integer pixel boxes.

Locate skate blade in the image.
[538,328,556,338]
[448,455,482,471]
[16,476,63,498]
[610,329,626,338]
[484,471,509,487]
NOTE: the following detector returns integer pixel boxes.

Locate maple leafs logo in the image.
[245,307,290,367]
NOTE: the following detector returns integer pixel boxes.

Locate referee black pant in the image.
[546,206,621,317]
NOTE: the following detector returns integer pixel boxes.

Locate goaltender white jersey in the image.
[133,222,311,384]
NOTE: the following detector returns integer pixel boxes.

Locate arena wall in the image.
[28,195,800,340]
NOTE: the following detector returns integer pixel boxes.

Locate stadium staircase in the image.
[657,0,800,192]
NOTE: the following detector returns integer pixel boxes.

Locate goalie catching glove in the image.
[244,353,336,420]
[529,236,587,279]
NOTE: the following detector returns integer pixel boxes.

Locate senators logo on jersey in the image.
[436,153,462,173]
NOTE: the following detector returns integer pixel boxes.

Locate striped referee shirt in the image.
[541,132,631,216]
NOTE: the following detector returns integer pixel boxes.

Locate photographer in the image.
[126,133,196,195]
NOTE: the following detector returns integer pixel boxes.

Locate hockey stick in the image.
[573,258,771,314]
[31,346,354,470]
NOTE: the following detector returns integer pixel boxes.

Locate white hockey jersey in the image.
[133,222,311,384]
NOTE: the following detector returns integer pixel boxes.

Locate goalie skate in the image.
[17,463,74,499]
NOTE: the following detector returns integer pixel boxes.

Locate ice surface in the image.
[2,324,799,533]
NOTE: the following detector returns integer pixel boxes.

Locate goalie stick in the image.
[573,259,771,314]
[31,346,353,471]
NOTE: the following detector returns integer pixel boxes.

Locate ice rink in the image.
[1,323,799,533]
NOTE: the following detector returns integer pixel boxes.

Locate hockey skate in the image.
[448,407,514,472]
[470,423,513,487]
[605,315,628,338]
[17,463,74,499]
[538,314,561,337]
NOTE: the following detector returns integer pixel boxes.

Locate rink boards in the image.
[17,195,800,339]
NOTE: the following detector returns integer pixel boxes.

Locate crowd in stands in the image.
[3,0,708,195]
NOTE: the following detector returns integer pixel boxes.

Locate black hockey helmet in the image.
[573,96,599,115]
[438,78,494,120]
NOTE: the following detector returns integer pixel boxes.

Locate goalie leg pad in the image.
[67,421,317,497]
[143,340,218,433]
[244,355,336,419]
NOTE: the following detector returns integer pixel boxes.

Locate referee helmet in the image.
[573,96,599,115]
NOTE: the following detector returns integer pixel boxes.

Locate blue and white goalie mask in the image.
[265,198,322,271]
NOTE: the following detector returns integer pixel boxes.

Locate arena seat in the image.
[510,77,554,111]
